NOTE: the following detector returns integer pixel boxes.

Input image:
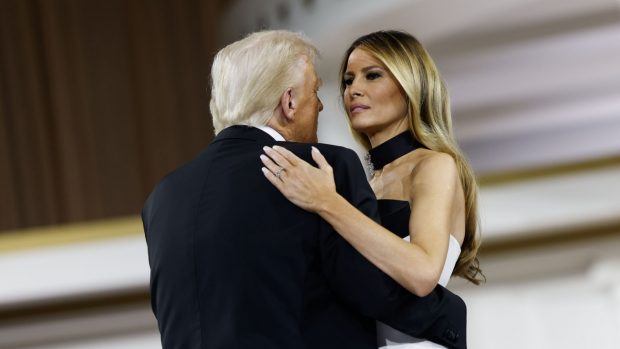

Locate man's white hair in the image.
[209,30,319,134]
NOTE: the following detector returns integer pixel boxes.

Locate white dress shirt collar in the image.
[255,125,285,141]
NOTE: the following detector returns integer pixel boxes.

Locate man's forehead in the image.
[305,61,321,86]
[310,73,322,89]
[296,56,322,87]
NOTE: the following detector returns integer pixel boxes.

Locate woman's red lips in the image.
[350,104,370,113]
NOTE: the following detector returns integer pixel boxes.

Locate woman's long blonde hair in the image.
[340,30,484,284]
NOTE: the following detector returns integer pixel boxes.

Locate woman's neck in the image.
[367,121,409,149]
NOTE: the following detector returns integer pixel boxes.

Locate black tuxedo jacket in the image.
[142,125,466,349]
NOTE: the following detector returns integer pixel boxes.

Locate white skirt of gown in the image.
[376,235,461,349]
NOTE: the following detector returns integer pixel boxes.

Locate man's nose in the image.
[318,99,324,111]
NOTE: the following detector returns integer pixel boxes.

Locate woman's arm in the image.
[261,146,460,296]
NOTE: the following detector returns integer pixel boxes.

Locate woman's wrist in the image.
[315,191,345,217]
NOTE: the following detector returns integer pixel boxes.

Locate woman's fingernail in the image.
[260,154,267,161]
[263,146,271,152]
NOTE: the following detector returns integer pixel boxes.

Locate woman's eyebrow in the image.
[345,65,384,75]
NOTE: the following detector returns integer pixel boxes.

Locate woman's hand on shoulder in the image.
[261,145,338,213]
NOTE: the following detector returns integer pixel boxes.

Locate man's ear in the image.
[279,88,296,122]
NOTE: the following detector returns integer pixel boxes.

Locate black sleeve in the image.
[315,146,467,349]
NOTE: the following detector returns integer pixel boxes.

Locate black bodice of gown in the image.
[377,200,411,239]
[369,131,426,240]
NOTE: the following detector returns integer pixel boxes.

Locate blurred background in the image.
[1,0,619,348]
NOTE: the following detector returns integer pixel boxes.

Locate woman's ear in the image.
[279,88,296,122]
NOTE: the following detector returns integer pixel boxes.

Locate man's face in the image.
[291,59,323,143]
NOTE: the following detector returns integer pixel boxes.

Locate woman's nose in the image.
[348,80,363,97]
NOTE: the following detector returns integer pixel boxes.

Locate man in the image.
[142,30,466,349]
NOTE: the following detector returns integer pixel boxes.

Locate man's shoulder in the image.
[279,141,360,165]
[314,142,359,158]
[145,148,209,203]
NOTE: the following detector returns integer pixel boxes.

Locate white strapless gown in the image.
[376,235,461,349]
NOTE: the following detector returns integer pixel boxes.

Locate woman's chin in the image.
[350,122,376,137]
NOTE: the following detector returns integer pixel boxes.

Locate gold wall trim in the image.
[478,155,620,186]
[0,216,143,252]
[0,223,617,323]
[480,219,620,257]
[0,288,150,324]
[0,155,618,252]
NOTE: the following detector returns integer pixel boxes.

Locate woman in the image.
[261,30,483,348]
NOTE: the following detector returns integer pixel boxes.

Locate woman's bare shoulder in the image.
[410,150,459,187]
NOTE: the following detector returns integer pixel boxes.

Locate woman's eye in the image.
[343,77,353,86]
[366,72,381,80]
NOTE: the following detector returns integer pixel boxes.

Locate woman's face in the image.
[343,48,409,143]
